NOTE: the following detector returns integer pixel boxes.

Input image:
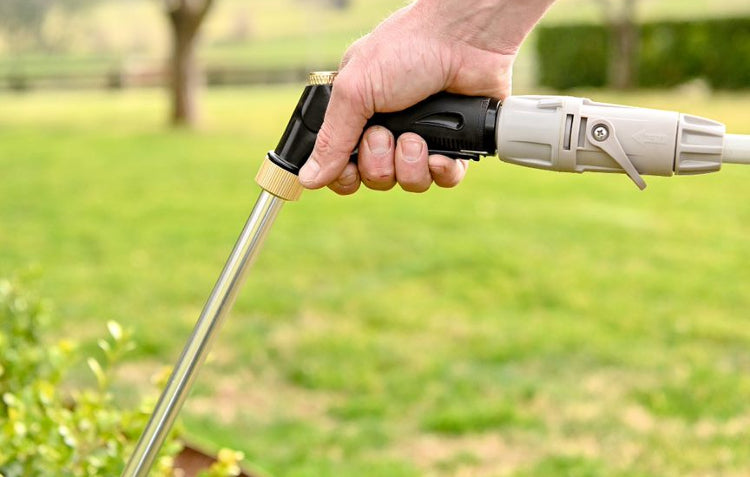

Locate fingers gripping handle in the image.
[366,93,500,161]
[263,72,499,184]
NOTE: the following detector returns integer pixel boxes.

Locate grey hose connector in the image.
[495,96,731,188]
[496,96,682,189]
[723,134,750,165]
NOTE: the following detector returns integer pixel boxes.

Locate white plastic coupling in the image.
[495,95,727,189]
[723,134,750,165]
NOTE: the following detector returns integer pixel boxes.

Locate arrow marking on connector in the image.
[633,130,668,146]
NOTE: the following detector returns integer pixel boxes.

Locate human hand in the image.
[299,0,555,194]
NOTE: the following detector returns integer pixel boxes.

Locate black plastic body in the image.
[269,84,332,175]
[269,85,499,175]
[367,93,499,161]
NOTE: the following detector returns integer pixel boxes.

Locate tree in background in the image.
[0,0,97,90]
[163,0,215,127]
[0,0,50,50]
[331,0,351,10]
[0,0,94,51]
[597,0,639,89]
[298,0,351,12]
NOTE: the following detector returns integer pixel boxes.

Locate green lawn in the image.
[1,86,750,476]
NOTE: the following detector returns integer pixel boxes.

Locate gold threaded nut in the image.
[308,71,337,86]
[255,157,304,201]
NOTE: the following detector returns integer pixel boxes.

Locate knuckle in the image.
[341,36,367,67]
[313,122,339,159]
[334,71,374,117]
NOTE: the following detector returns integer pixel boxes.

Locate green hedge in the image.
[537,17,750,90]
[537,24,609,90]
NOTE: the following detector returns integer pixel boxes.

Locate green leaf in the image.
[36,381,54,405]
[106,321,123,342]
[87,358,106,390]
[2,393,17,407]
[98,339,111,354]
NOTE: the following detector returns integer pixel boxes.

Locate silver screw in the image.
[593,125,609,142]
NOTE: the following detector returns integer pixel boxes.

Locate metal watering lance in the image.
[122,71,750,476]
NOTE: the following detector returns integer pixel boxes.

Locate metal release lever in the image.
[587,118,648,190]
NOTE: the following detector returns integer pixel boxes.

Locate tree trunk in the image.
[607,0,639,90]
[170,24,199,126]
[165,0,214,128]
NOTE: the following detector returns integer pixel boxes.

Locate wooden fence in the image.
[0,65,333,91]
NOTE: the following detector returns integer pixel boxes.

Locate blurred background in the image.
[1,1,750,476]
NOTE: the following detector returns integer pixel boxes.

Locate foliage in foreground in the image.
[0,276,243,477]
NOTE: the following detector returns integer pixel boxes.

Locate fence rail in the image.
[0,65,333,91]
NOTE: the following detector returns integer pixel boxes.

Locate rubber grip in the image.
[268,86,499,176]
[365,93,499,161]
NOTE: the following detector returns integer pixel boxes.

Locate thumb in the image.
[299,71,372,189]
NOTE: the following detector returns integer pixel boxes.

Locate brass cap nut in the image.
[255,157,304,201]
[308,71,337,86]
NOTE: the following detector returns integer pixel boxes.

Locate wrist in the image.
[413,0,555,54]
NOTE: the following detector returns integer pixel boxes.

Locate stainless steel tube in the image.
[122,190,284,477]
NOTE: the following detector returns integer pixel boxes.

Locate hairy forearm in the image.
[414,0,556,54]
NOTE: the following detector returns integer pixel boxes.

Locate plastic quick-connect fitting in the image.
[496,96,727,189]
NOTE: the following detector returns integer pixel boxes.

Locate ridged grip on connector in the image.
[675,114,725,175]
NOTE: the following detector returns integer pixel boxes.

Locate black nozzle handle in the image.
[365,93,499,161]
[269,83,332,175]
[268,86,499,175]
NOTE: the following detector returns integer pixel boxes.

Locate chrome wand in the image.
[121,71,336,477]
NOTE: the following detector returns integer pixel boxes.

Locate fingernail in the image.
[299,158,320,186]
[367,128,390,156]
[402,139,423,163]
